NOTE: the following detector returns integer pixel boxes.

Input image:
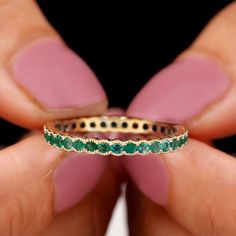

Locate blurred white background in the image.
[106,193,128,236]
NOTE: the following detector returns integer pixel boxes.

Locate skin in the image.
[127,2,236,236]
[1,0,236,235]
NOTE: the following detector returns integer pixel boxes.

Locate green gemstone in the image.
[44,132,49,141]
[98,143,110,153]
[138,142,150,154]
[47,134,53,145]
[86,142,98,152]
[44,132,53,144]
[180,137,185,145]
[50,134,57,145]
[150,141,160,153]
[73,140,85,151]
[63,138,73,150]
[178,138,183,147]
[111,143,123,154]
[124,143,137,154]
[161,141,170,152]
[184,135,188,144]
[181,136,187,145]
[171,138,178,151]
[54,135,63,148]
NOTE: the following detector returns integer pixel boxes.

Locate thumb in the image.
[0,134,107,235]
[125,139,236,235]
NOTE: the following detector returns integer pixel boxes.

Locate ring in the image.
[44,116,188,156]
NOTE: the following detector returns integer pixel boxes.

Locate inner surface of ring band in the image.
[45,116,186,140]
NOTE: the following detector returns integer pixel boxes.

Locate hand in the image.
[125,3,236,235]
[0,1,121,235]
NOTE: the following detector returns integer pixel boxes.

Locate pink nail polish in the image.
[126,56,229,205]
[54,153,107,212]
[127,57,230,123]
[13,39,106,109]
[124,156,169,206]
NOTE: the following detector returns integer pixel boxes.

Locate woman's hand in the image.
[125,3,236,235]
[0,1,121,235]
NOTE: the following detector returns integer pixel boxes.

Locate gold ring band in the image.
[44,116,188,156]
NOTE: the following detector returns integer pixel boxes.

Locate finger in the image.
[126,182,192,236]
[125,140,236,235]
[0,134,108,236]
[127,2,236,140]
[41,166,121,236]
[0,0,107,129]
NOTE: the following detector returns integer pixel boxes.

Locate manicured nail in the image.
[13,39,106,109]
[54,153,107,213]
[125,56,229,205]
[127,56,230,123]
[124,156,169,206]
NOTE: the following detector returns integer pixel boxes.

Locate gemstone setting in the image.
[150,141,160,153]
[111,143,123,155]
[161,141,170,152]
[138,142,150,154]
[44,126,188,156]
[98,143,110,153]
[54,135,63,148]
[124,143,137,154]
[63,137,73,150]
[171,138,178,151]
[86,142,98,152]
[73,140,85,151]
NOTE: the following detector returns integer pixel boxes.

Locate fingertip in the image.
[124,155,169,206]
[54,153,108,213]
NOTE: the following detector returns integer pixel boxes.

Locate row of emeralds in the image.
[44,132,188,155]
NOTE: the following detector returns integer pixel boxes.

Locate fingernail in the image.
[127,56,230,123]
[124,156,169,206]
[54,153,107,213]
[13,39,106,109]
[126,56,229,205]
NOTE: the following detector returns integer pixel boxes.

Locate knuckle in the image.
[0,189,41,236]
[0,198,27,236]
[0,152,53,235]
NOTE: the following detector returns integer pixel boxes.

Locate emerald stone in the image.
[54,135,63,148]
[47,134,54,145]
[63,138,73,150]
[124,143,137,154]
[86,142,98,152]
[184,135,188,144]
[44,132,49,141]
[138,142,150,154]
[171,138,178,151]
[111,143,123,154]
[150,141,160,153]
[45,132,53,144]
[73,140,85,151]
[98,143,110,153]
[180,136,187,145]
[161,141,170,152]
[178,138,183,147]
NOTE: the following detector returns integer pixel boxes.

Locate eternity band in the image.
[44,116,188,156]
